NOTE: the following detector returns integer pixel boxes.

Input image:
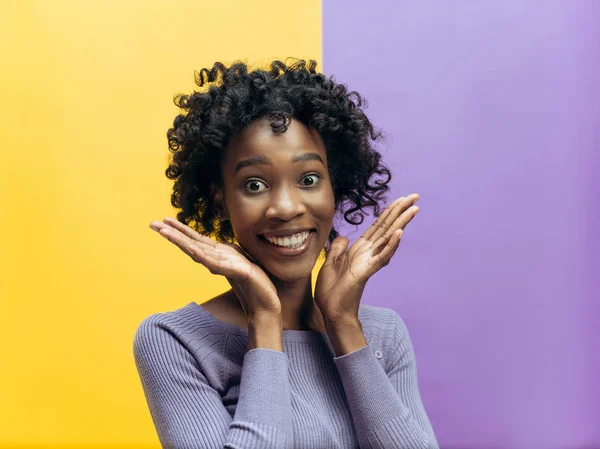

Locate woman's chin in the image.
[262,262,315,285]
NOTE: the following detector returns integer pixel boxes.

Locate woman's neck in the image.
[271,274,326,332]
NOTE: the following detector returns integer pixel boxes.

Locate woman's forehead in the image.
[225,118,326,163]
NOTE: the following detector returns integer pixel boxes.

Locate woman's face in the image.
[216,117,335,282]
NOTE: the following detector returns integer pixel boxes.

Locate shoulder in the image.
[133,302,240,392]
[134,302,195,340]
[358,303,409,339]
[133,302,225,360]
[358,304,414,369]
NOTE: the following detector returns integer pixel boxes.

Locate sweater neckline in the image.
[187,301,335,343]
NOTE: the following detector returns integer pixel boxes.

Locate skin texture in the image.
[150,118,421,354]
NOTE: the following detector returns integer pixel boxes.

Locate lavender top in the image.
[133,301,439,449]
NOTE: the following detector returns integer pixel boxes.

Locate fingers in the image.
[155,226,199,257]
[149,219,255,281]
[361,194,419,245]
[325,236,350,265]
[161,228,234,276]
[162,217,217,248]
[370,194,419,243]
[150,219,220,264]
[371,202,419,252]
[371,229,403,271]
[360,196,406,241]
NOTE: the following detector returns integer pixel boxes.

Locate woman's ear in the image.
[210,183,229,221]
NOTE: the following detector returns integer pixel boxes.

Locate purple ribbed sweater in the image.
[133,301,439,449]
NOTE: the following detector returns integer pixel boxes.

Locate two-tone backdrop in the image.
[1,1,597,448]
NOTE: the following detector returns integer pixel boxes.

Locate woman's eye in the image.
[300,174,320,187]
[244,179,268,192]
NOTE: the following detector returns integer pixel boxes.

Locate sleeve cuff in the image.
[235,348,292,428]
[333,343,411,435]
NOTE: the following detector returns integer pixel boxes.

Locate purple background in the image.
[323,2,599,448]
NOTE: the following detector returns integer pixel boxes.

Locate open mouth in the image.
[258,230,316,256]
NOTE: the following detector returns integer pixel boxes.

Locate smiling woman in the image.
[134,59,438,449]
[217,117,335,283]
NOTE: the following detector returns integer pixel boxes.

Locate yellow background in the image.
[0,0,321,447]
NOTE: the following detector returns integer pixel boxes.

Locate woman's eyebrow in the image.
[235,156,271,173]
[235,153,324,173]
[291,152,324,164]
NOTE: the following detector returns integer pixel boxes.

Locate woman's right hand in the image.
[149,218,281,320]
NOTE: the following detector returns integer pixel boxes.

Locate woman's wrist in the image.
[324,319,367,356]
[247,314,283,352]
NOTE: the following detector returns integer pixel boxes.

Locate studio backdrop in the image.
[1,1,597,448]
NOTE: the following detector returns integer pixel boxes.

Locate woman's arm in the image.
[133,315,293,449]
[332,312,439,449]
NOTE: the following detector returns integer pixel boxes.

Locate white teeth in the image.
[264,231,310,248]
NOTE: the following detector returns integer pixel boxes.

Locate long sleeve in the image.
[133,316,294,449]
[333,312,439,449]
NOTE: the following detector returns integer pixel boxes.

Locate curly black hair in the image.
[165,59,392,247]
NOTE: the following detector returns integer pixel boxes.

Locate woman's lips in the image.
[258,230,315,257]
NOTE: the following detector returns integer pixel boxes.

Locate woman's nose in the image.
[264,187,306,221]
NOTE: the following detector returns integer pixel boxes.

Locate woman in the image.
[134,59,439,449]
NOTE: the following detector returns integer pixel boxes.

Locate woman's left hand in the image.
[314,194,421,325]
